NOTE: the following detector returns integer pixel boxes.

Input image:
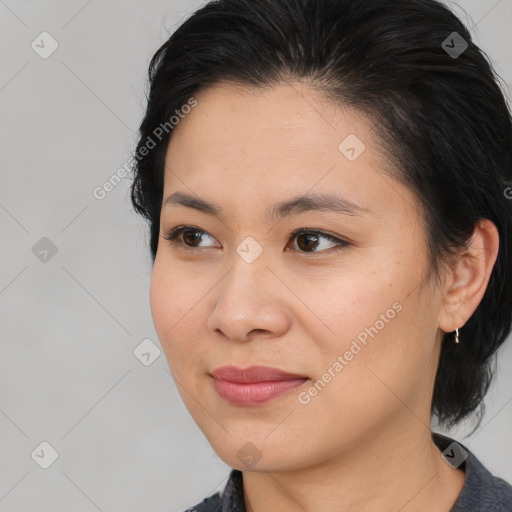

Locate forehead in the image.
[162,81,419,223]
[168,81,370,157]
[166,82,370,176]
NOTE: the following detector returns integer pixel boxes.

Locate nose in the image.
[206,254,292,343]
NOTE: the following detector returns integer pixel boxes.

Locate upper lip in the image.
[210,365,308,383]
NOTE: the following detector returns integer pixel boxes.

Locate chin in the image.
[204,433,308,473]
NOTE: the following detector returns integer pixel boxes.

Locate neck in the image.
[242,418,465,512]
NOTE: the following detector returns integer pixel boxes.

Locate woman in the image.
[130,0,512,510]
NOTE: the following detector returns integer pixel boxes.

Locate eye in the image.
[163,226,349,253]
[287,228,349,253]
[163,226,219,250]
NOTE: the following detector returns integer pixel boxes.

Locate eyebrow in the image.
[163,191,372,221]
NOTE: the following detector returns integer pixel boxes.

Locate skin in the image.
[150,81,499,511]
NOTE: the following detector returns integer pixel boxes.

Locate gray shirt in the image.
[184,433,512,511]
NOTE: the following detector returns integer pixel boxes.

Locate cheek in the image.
[304,256,430,385]
[296,264,398,346]
[149,259,172,340]
[149,258,200,371]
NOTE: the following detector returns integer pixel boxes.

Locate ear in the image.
[438,219,500,333]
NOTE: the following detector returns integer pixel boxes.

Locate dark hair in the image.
[130,0,512,428]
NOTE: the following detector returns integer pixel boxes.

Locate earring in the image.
[454,328,460,344]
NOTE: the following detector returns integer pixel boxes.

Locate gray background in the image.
[0,1,510,510]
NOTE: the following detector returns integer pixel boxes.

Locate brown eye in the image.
[181,229,204,247]
[163,226,218,249]
[295,232,321,251]
[288,229,349,253]
[163,226,349,254]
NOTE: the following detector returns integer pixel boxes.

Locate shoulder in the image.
[433,432,512,512]
[458,455,512,511]
[180,492,222,512]
[179,469,244,512]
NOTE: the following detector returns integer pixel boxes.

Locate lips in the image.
[210,365,309,405]
[211,365,307,382]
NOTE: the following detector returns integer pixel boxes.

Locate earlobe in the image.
[438,219,500,334]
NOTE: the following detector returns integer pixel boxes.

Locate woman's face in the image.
[150,81,447,471]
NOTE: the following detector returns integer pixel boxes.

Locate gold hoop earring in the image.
[454,328,460,344]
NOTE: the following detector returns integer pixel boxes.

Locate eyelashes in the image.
[162,225,350,254]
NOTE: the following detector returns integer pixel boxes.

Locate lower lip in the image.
[212,377,308,405]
